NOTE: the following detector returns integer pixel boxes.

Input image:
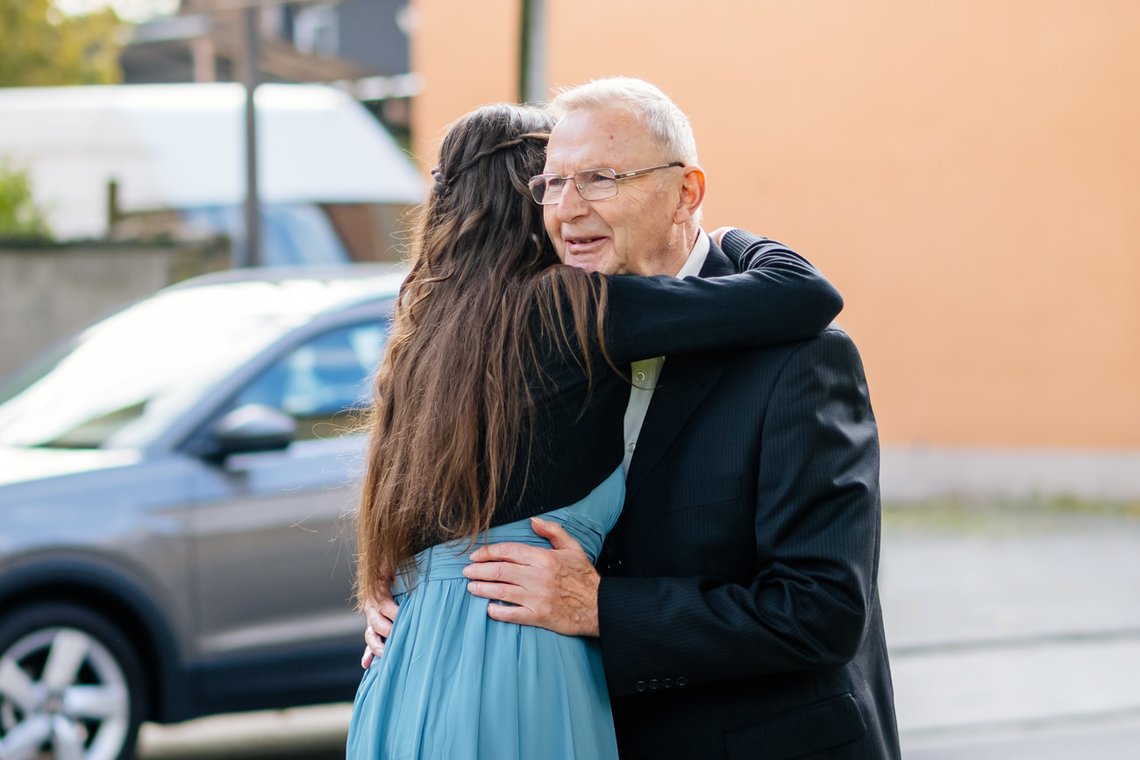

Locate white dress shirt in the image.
[621,231,711,473]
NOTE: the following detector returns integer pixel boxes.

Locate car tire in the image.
[0,602,147,760]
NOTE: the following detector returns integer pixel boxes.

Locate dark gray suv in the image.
[0,266,403,759]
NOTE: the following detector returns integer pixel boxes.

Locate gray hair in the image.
[548,77,699,165]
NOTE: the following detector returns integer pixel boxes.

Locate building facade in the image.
[408,0,1140,498]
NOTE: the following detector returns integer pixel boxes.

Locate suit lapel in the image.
[625,353,724,502]
[624,241,735,503]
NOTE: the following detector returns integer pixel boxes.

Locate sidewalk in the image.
[880,502,1140,756]
[140,501,1140,758]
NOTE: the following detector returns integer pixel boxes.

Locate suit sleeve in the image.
[600,234,842,364]
[596,329,881,695]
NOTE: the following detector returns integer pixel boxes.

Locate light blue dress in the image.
[346,468,624,759]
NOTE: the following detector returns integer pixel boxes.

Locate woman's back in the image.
[349,470,624,759]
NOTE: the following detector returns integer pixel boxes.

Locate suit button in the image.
[649,679,660,691]
[635,680,647,693]
[676,676,688,687]
[663,678,674,689]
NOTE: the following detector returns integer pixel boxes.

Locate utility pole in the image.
[518,0,547,104]
[240,5,262,267]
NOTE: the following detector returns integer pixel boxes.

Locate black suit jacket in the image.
[597,232,900,759]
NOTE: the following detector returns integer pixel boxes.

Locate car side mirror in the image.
[207,404,297,460]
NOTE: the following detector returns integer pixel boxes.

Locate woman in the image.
[348,103,841,758]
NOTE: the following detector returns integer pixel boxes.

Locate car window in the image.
[0,288,305,450]
[231,322,386,441]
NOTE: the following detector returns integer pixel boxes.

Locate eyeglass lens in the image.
[532,169,619,204]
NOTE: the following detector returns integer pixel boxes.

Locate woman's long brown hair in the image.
[355,104,608,607]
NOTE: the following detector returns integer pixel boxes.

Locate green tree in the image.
[0,161,52,239]
[0,0,123,86]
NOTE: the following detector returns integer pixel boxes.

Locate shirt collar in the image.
[675,230,710,279]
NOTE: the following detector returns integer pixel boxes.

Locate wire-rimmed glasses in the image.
[528,162,685,205]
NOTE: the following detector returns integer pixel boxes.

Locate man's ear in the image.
[673,165,706,224]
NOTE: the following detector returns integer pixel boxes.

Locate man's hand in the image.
[360,590,399,669]
[463,517,601,637]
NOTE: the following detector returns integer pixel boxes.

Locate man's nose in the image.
[555,180,589,221]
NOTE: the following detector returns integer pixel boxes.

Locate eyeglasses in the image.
[527,162,685,205]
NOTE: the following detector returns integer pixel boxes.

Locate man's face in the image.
[542,108,687,276]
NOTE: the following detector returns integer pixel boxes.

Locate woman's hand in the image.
[360,591,399,668]
[708,226,737,246]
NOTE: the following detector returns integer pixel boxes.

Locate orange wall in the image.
[409,0,520,162]
[412,0,1140,449]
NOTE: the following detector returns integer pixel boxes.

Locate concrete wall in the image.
[0,241,229,379]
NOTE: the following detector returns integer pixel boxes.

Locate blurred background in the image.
[1,1,1138,758]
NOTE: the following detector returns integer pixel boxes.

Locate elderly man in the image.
[368,78,899,759]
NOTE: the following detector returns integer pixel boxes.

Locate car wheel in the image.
[0,603,146,760]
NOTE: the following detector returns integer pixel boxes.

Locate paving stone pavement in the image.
[880,503,1140,756]
[139,503,1140,758]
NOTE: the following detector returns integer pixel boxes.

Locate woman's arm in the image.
[601,230,843,364]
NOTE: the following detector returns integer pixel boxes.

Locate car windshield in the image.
[0,281,336,450]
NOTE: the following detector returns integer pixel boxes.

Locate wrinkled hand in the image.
[708,226,737,246]
[360,589,399,669]
[463,517,601,637]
